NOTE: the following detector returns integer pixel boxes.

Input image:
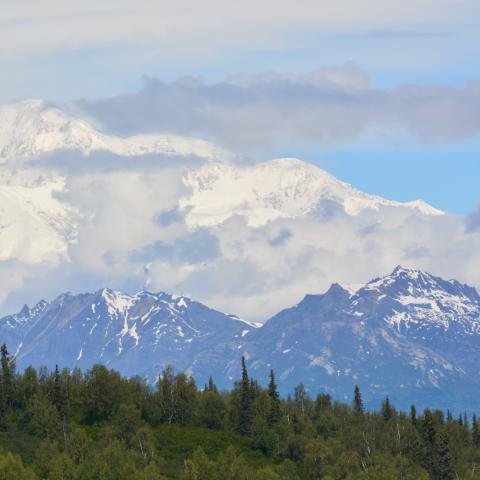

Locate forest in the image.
[0,344,479,479]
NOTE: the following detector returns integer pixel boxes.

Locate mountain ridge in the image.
[2,266,480,411]
[181,158,444,228]
[0,99,231,163]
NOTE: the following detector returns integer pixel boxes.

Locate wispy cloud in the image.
[364,30,455,39]
[0,0,473,58]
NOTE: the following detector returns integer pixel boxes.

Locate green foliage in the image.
[237,356,252,435]
[0,451,37,480]
[1,350,480,478]
[353,385,363,414]
[267,369,281,426]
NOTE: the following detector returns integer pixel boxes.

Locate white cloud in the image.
[1,147,480,323]
[0,92,479,322]
[82,69,480,150]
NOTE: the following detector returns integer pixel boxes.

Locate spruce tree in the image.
[422,409,436,475]
[267,369,281,425]
[238,357,252,435]
[0,344,15,425]
[435,431,454,480]
[473,414,480,447]
[410,404,417,426]
[52,365,65,417]
[353,385,363,414]
[463,412,469,431]
[381,396,393,421]
[250,378,259,402]
[208,377,217,394]
[52,364,68,442]
[446,410,453,423]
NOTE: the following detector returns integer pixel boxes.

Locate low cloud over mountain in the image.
[0,99,479,323]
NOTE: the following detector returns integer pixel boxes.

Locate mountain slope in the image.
[2,288,257,384]
[181,158,444,228]
[2,267,480,410]
[0,99,233,265]
[198,267,480,410]
[0,100,445,271]
[0,99,231,163]
[0,178,76,263]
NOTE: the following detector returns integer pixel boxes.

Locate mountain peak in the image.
[0,99,230,163]
[365,265,434,291]
[181,158,444,228]
[2,268,480,410]
[391,264,425,278]
[326,282,352,296]
[354,266,480,335]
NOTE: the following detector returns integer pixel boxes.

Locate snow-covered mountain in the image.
[219,266,480,410]
[0,99,232,265]
[358,266,480,335]
[0,177,76,263]
[1,288,257,383]
[0,99,231,164]
[181,158,444,228]
[2,267,480,411]
[0,99,445,269]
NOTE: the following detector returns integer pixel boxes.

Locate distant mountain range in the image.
[2,266,480,412]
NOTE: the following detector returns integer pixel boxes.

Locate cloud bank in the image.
[0,70,479,322]
[2,145,480,323]
[83,67,480,151]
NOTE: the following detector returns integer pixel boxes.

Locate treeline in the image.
[1,344,480,479]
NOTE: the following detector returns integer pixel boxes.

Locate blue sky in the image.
[275,141,480,214]
[1,0,479,214]
[320,152,480,214]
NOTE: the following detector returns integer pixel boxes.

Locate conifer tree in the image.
[463,412,469,431]
[353,385,363,414]
[250,378,259,402]
[208,377,217,394]
[0,344,15,424]
[435,431,454,480]
[473,414,480,447]
[422,409,436,446]
[52,365,68,442]
[410,404,417,426]
[381,396,394,421]
[267,369,281,425]
[52,365,65,416]
[238,356,252,435]
[446,410,453,423]
[422,409,436,475]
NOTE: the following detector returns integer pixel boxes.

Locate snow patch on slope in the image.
[0,99,231,163]
[181,158,444,228]
[361,266,480,334]
[0,177,76,263]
